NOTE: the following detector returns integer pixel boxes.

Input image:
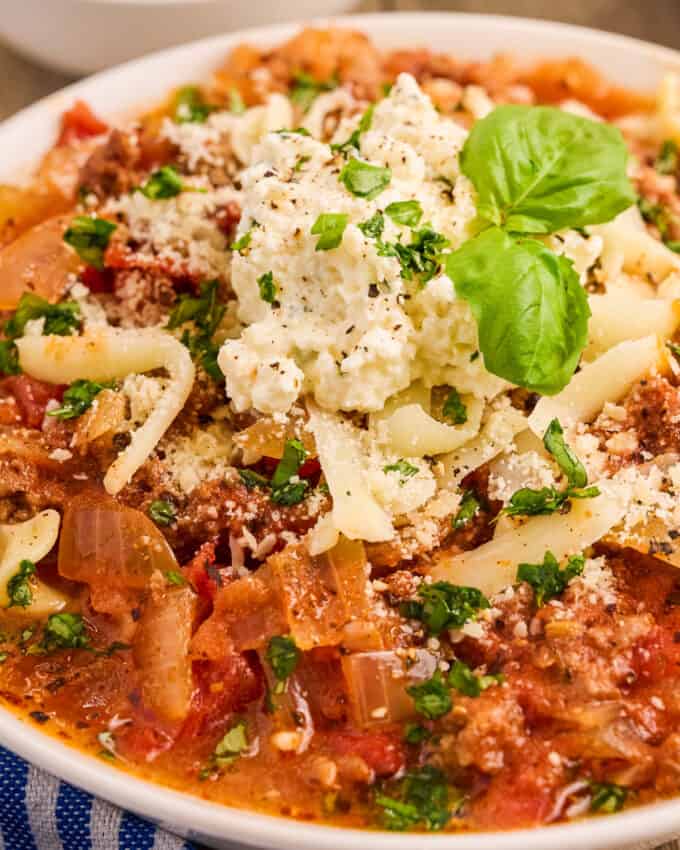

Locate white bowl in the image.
[0,0,357,75]
[3,12,680,850]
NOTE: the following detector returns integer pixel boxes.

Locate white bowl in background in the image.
[3,12,680,850]
[0,0,357,75]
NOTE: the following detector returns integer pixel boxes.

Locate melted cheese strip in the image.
[429,482,629,597]
[586,290,680,360]
[307,405,393,543]
[0,510,67,614]
[529,335,665,437]
[377,396,483,457]
[17,329,195,495]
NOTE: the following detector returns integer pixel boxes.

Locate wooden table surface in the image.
[2,2,680,848]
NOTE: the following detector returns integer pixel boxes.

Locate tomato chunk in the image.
[57,100,108,146]
[1,376,64,428]
[327,730,405,777]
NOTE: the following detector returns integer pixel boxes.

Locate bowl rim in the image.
[3,11,680,849]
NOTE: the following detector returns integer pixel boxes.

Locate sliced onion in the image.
[58,491,179,616]
[0,214,81,309]
[133,585,197,723]
[378,397,483,457]
[341,650,438,727]
[233,415,315,465]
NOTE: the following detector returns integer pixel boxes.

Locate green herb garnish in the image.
[174,85,215,123]
[442,388,467,425]
[656,139,678,175]
[331,105,374,156]
[167,279,225,381]
[6,560,36,609]
[266,635,300,692]
[339,157,391,200]
[407,670,452,720]
[517,550,585,607]
[139,165,184,200]
[213,720,248,767]
[376,766,453,832]
[385,200,423,228]
[311,213,349,251]
[589,781,628,813]
[257,271,278,304]
[383,459,419,484]
[452,490,480,530]
[148,499,176,527]
[447,659,502,697]
[42,613,91,652]
[290,71,337,112]
[402,581,490,635]
[358,211,385,240]
[63,216,116,270]
[49,379,112,420]
[5,292,81,340]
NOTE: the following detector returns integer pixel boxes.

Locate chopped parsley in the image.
[383,459,419,484]
[290,71,337,112]
[231,228,253,253]
[339,157,391,200]
[266,635,300,692]
[271,439,308,505]
[173,85,215,123]
[668,341,680,360]
[165,570,186,586]
[385,200,423,228]
[330,105,374,156]
[403,723,430,745]
[407,670,452,720]
[167,279,225,381]
[589,781,628,813]
[6,559,36,609]
[543,417,587,488]
[358,211,385,239]
[376,766,454,832]
[5,292,81,340]
[212,719,249,768]
[311,213,349,251]
[447,660,502,697]
[41,613,91,652]
[0,340,19,376]
[257,271,278,304]
[63,215,116,270]
[139,165,185,200]
[293,154,311,173]
[238,468,270,490]
[516,550,585,607]
[452,490,480,530]
[442,387,467,424]
[229,88,246,115]
[381,226,450,285]
[656,139,679,175]
[49,379,112,420]
[401,581,489,635]
[149,499,176,527]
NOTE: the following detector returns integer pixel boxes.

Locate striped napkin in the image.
[0,746,197,850]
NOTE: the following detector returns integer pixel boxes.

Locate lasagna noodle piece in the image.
[16,328,195,495]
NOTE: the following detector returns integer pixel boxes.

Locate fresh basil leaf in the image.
[63,216,116,270]
[49,379,112,420]
[460,105,635,233]
[257,271,278,304]
[446,227,589,395]
[442,388,467,424]
[517,550,585,606]
[339,157,391,200]
[311,213,349,251]
[385,200,423,228]
[139,166,184,200]
[543,418,588,488]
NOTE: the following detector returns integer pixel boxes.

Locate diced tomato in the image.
[632,625,680,683]
[80,265,114,293]
[216,201,242,240]
[298,457,321,479]
[1,376,64,428]
[473,771,555,829]
[178,654,262,744]
[183,542,219,603]
[116,715,177,763]
[57,100,108,147]
[327,730,405,777]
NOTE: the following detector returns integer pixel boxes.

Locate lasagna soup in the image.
[3,26,680,833]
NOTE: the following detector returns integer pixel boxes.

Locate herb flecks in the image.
[517,550,585,607]
[167,280,225,381]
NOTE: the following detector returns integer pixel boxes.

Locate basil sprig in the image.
[446,228,589,395]
[446,105,634,395]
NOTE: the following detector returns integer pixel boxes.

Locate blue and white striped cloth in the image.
[0,746,197,850]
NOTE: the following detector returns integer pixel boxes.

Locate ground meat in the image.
[591,375,680,465]
[78,129,142,200]
[449,691,526,774]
